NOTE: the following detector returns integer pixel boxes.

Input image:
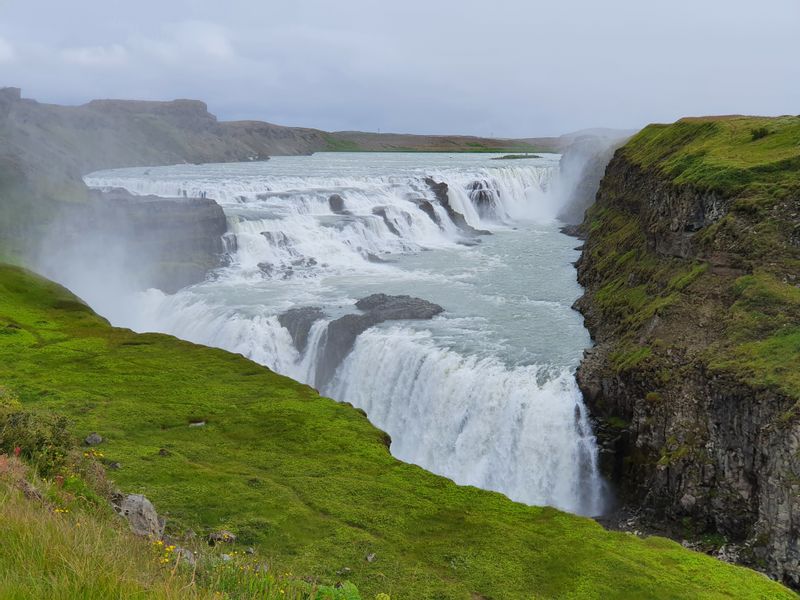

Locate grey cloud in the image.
[0,0,798,136]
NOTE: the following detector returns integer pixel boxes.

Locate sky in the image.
[0,0,798,137]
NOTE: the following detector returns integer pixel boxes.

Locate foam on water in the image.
[84,152,606,516]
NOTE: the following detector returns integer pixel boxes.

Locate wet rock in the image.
[328,194,350,215]
[424,177,490,236]
[366,252,388,263]
[410,198,442,228]
[85,432,103,446]
[354,294,444,319]
[468,179,498,220]
[372,207,401,236]
[316,294,443,386]
[278,307,326,353]
[115,494,164,538]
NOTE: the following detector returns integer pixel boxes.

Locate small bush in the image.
[751,127,769,141]
[0,405,74,476]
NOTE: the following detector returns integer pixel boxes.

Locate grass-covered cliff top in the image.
[580,115,800,400]
[622,115,800,196]
[0,264,793,599]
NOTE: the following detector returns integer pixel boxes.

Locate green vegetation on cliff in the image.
[575,115,800,584]
[0,264,793,599]
[581,115,800,399]
[622,116,800,196]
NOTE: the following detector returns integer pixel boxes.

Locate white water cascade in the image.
[84,152,606,516]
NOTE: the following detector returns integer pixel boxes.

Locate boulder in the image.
[328,194,349,214]
[85,432,103,446]
[115,494,164,538]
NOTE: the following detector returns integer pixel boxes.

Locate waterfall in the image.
[84,153,607,516]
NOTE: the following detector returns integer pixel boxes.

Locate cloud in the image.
[0,36,15,63]
[60,44,128,67]
[136,21,236,66]
[0,0,798,136]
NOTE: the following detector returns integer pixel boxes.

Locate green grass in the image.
[582,115,800,400]
[622,116,800,196]
[0,454,365,600]
[0,263,794,599]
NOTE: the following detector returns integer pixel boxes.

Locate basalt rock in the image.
[43,188,229,295]
[316,294,444,386]
[468,179,498,220]
[372,207,402,236]
[574,149,800,587]
[424,177,490,236]
[278,306,326,353]
[328,194,350,215]
[410,198,442,228]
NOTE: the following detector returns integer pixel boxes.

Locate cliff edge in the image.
[574,115,800,586]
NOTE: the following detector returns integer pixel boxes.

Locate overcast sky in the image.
[0,0,798,137]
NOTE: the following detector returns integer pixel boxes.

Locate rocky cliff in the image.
[574,116,800,586]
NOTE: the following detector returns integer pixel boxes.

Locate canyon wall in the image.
[574,116,800,586]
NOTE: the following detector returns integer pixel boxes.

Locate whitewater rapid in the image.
[84,152,606,516]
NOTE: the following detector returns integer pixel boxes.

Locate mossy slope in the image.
[0,264,794,599]
[575,115,800,585]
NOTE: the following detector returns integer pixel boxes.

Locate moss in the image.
[584,116,800,400]
[622,116,800,197]
[645,392,663,404]
[0,264,793,599]
[611,345,653,372]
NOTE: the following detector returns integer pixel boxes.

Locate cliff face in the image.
[575,116,800,586]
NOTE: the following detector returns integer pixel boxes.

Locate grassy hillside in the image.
[0,264,794,599]
[0,455,363,599]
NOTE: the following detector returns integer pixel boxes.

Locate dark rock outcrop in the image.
[41,188,229,294]
[328,194,349,215]
[574,149,800,586]
[410,198,442,227]
[316,294,444,386]
[372,207,401,236]
[278,307,325,353]
[423,178,490,236]
[468,180,498,220]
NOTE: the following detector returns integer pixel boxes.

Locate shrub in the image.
[0,404,74,476]
[750,127,769,141]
